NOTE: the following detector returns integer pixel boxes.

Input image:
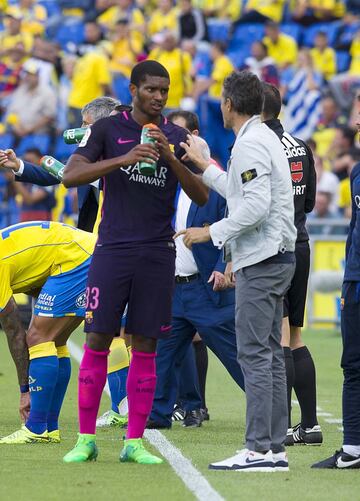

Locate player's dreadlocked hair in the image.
[130,60,170,86]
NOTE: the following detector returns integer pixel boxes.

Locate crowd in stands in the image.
[0,0,359,234]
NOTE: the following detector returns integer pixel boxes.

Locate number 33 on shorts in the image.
[86,286,100,310]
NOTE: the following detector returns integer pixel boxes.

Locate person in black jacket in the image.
[262,83,322,447]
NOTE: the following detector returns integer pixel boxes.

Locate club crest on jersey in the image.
[290,161,303,183]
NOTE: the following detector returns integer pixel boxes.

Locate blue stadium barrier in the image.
[55,21,85,48]
[0,134,14,151]
[194,50,212,78]
[207,19,231,42]
[280,23,302,43]
[113,76,132,105]
[336,50,351,73]
[17,135,51,156]
[53,137,77,162]
[302,22,340,47]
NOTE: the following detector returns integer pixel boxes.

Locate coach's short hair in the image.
[261,82,282,119]
[130,60,170,86]
[167,110,200,133]
[223,71,263,116]
[82,96,120,122]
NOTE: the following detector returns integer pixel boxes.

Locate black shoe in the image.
[312,449,360,469]
[172,405,185,422]
[200,408,210,421]
[146,419,171,430]
[293,423,323,445]
[285,428,294,447]
[183,410,202,428]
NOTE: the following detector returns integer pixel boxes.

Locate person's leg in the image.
[105,336,129,421]
[193,337,208,411]
[282,316,295,431]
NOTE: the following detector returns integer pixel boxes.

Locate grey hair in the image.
[81,96,121,123]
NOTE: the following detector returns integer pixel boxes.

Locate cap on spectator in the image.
[22,59,40,75]
[4,6,23,20]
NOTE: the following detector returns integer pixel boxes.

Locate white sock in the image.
[343,445,360,456]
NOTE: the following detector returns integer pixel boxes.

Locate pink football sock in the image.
[78,344,109,435]
[126,350,157,439]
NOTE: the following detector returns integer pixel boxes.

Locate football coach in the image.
[176,70,297,472]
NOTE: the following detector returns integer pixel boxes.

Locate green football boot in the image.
[120,438,163,464]
[96,410,128,428]
[0,425,49,444]
[63,433,98,463]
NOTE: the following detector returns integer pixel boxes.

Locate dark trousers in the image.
[151,277,244,427]
[341,281,360,445]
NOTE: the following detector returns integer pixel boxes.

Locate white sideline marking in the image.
[293,402,344,433]
[324,418,342,424]
[317,412,332,417]
[68,340,224,501]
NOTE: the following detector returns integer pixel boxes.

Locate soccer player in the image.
[312,98,360,469]
[261,83,322,446]
[62,60,208,464]
[0,221,96,443]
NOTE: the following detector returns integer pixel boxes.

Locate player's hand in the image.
[174,226,211,249]
[120,144,160,167]
[180,135,209,171]
[0,149,21,171]
[146,129,173,162]
[19,392,30,422]
[224,262,236,288]
[208,271,227,291]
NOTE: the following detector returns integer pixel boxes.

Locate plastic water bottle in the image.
[63,127,87,144]
[139,123,159,176]
[40,155,65,180]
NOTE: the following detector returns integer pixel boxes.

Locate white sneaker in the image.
[209,449,275,472]
[272,451,289,472]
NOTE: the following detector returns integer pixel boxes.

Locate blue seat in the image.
[336,50,351,73]
[17,135,51,156]
[55,21,85,48]
[113,76,132,105]
[232,23,265,44]
[302,22,340,47]
[53,137,77,162]
[280,23,302,43]
[0,134,14,150]
[39,0,61,17]
[207,19,231,42]
[227,48,250,69]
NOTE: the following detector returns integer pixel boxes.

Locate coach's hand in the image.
[208,271,227,291]
[0,149,21,172]
[174,226,211,249]
[121,144,159,167]
[224,262,236,288]
[180,135,209,171]
[146,129,173,162]
[19,392,30,422]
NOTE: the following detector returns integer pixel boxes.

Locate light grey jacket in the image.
[203,115,297,272]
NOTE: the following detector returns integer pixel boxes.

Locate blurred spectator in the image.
[0,169,18,227]
[314,154,339,211]
[58,54,77,132]
[5,59,57,137]
[148,0,178,38]
[243,41,279,86]
[13,147,56,222]
[192,41,234,101]
[292,0,345,26]
[331,126,357,178]
[308,191,345,235]
[18,0,47,36]
[178,0,208,42]
[0,6,33,62]
[329,29,360,112]
[263,21,298,70]
[312,95,347,158]
[0,43,25,117]
[235,0,285,24]
[67,38,112,127]
[109,18,142,78]
[192,0,241,21]
[181,39,211,80]
[310,31,337,81]
[148,31,192,110]
[31,38,61,89]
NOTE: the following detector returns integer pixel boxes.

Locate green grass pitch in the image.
[0,328,356,501]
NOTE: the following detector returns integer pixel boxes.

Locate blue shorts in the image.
[34,257,92,318]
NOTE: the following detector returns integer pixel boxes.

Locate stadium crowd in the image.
[0,0,359,230]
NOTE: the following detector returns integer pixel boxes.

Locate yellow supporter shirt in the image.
[0,221,96,310]
[68,51,112,109]
[20,4,47,36]
[209,54,234,98]
[0,30,33,54]
[246,0,285,23]
[307,0,345,18]
[148,8,178,37]
[110,37,142,77]
[263,33,297,68]
[338,177,351,210]
[310,47,336,80]
[192,0,241,20]
[350,39,360,76]
[147,48,192,108]
[97,7,145,49]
